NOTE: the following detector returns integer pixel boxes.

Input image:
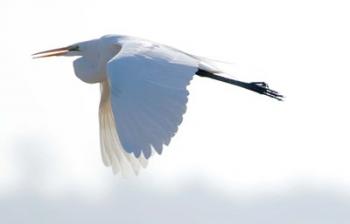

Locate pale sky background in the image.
[1,0,350,223]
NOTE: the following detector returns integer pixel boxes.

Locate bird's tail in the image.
[195,69,284,101]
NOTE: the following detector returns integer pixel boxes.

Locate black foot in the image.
[251,82,269,88]
[248,82,284,101]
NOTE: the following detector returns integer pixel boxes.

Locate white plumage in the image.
[33,35,283,176]
[99,80,148,176]
[102,36,199,175]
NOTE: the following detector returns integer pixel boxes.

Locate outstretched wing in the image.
[106,41,198,160]
[99,81,148,176]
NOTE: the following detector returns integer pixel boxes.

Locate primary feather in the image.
[99,80,148,176]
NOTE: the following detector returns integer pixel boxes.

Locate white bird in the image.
[33,35,283,176]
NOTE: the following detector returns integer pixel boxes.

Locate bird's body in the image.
[33,35,283,175]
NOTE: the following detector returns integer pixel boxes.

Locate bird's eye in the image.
[69,45,80,51]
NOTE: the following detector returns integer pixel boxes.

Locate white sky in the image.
[1,0,350,199]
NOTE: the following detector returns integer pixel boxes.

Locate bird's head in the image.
[32,36,122,83]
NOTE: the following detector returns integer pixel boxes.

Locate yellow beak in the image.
[32,46,70,59]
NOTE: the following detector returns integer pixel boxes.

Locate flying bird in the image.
[33,35,283,176]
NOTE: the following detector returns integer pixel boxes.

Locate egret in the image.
[33,35,283,176]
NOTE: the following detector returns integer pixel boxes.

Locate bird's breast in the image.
[73,57,106,83]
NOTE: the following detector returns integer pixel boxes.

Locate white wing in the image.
[105,40,199,163]
[99,81,148,176]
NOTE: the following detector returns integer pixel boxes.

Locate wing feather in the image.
[106,41,198,161]
[99,81,148,176]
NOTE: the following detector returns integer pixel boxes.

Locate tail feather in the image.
[195,69,283,101]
